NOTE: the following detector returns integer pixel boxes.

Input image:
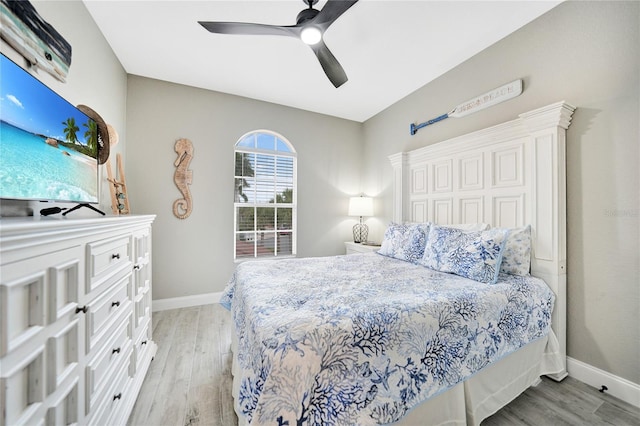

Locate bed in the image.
[222,101,575,425]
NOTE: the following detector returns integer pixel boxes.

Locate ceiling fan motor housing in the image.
[297,7,319,25]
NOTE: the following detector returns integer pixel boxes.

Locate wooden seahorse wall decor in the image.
[173,138,194,219]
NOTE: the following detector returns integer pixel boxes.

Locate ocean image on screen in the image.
[0,54,98,203]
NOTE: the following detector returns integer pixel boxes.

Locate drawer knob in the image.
[141,340,148,345]
[133,265,141,271]
[111,301,121,307]
[111,253,120,259]
[112,347,121,354]
[75,305,88,314]
[113,393,122,401]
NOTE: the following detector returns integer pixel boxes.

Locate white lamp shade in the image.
[348,197,373,217]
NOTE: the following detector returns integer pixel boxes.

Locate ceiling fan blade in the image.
[312,0,359,30]
[198,21,300,38]
[310,39,348,88]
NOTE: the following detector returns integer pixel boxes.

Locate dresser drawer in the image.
[87,352,131,425]
[103,363,132,426]
[86,272,132,353]
[86,235,131,294]
[132,321,152,376]
[85,315,132,414]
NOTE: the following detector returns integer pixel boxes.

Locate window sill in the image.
[234,254,297,264]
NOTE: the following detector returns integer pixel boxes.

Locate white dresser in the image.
[0,215,156,426]
[344,241,381,254]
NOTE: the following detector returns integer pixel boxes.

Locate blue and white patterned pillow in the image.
[420,225,509,284]
[378,222,430,263]
[499,225,531,276]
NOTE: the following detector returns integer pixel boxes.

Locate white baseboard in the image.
[567,356,640,408]
[152,292,222,312]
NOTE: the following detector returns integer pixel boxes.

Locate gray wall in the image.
[125,76,363,300]
[0,0,127,217]
[362,1,639,384]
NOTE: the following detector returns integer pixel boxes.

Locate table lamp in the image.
[348,196,373,243]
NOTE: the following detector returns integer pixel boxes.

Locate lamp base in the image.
[352,223,369,243]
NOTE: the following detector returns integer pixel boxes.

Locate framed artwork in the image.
[0,0,72,81]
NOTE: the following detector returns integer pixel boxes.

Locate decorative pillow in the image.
[420,225,509,284]
[378,222,430,263]
[499,225,531,276]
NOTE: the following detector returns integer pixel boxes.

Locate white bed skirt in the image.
[396,331,563,426]
[229,316,563,426]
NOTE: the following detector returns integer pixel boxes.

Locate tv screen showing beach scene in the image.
[0,53,98,203]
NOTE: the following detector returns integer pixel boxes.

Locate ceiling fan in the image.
[198,0,358,88]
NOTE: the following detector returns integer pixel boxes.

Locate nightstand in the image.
[344,241,381,254]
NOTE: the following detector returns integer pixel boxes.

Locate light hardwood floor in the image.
[128,304,639,426]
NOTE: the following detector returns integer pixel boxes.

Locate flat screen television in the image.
[0,52,98,204]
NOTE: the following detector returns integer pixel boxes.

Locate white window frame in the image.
[233,130,297,260]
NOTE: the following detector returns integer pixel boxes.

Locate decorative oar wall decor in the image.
[410,79,523,135]
[173,138,194,219]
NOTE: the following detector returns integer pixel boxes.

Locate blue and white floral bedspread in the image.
[221,253,554,426]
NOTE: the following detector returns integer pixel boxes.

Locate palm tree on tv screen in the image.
[83,119,98,157]
[62,117,79,145]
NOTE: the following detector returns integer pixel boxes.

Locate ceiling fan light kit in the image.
[300,26,322,45]
[198,0,358,88]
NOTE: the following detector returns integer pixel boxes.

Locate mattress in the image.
[221,252,560,425]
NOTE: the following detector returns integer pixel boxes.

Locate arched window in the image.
[234,130,297,259]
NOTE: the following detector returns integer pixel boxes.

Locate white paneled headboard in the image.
[389,101,575,379]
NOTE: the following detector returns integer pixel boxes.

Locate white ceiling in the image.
[83,0,561,123]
